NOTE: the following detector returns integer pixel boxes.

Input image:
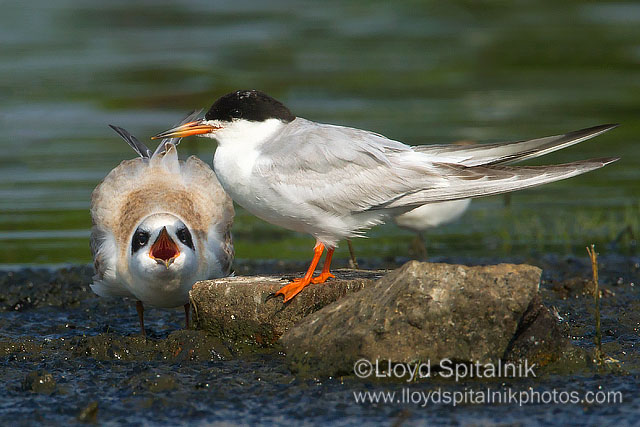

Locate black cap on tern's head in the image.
[151,90,295,140]
[205,90,295,123]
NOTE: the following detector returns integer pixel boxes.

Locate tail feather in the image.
[413,124,618,167]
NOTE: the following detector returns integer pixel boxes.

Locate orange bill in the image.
[151,119,220,140]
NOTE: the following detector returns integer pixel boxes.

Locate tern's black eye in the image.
[131,229,150,253]
[176,227,195,250]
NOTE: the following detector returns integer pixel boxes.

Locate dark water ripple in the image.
[0,0,638,265]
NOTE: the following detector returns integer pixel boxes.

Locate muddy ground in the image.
[0,254,638,424]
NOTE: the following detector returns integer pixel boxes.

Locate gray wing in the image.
[256,120,419,214]
[412,124,618,166]
[89,226,111,284]
[109,125,151,158]
[217,229,234,276]
[89,227,102,274]
[258,120,618,215]
[376,158,618,209]
[89,224,132,296]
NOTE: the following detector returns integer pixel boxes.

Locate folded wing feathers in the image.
[377,157,619,209]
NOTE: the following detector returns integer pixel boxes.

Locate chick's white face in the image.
[127,213,199,285]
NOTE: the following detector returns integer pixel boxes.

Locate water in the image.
[1,0,638,265]
[0,0,639,424]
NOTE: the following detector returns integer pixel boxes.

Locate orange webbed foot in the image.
[310,271,335,284]
[273,242,332,302]
[275,277,312,303]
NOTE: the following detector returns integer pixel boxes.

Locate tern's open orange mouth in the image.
[150,227,180,267]
[151,120,220,140]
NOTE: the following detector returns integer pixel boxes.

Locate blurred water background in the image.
[0,0,638,265]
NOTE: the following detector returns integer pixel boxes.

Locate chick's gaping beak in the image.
[149,227,180,268]
[151,119,220,140]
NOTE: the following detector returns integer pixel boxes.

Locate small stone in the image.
[77,401,98,423]
[147,374,176,392]
[504,294,573,366]
[551,276,594,298]
[22,370,56,394]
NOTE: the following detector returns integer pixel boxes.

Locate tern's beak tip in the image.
[151,120,220,140]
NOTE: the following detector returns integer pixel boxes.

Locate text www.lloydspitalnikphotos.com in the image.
[353,387,623,407]
[351,358,623,407]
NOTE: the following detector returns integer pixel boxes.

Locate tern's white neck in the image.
[210,118,288,217]
[204,118,286,149]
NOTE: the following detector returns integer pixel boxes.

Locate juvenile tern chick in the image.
[90,118,234,335]
[153,89,618,302]
[394,199,471,259]
[346,200,471,264]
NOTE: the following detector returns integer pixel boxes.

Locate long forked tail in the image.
[413,124,618,167]
[380,157,619,209]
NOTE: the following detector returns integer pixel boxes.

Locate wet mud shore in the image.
[1,254,638,424]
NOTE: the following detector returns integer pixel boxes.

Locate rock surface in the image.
[503,294,572,366]
[280,261,554,377]
[190,269,385,351]
[22,370,57,394]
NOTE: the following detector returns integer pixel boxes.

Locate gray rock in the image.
[504,294,572,366]
[190,269,384,351]
[281,261,548,377]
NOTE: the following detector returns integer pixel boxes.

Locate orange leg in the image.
[311,247,335,284]
[275,242,325,302]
